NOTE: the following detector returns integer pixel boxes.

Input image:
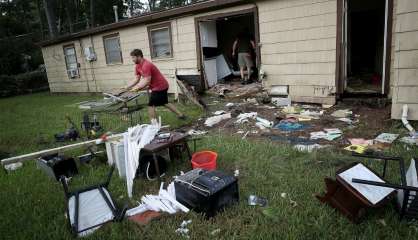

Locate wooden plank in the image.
[1,134,123,166]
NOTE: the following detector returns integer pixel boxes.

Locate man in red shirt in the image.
[125,49,186,121]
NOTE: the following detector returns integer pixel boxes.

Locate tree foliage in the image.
[0,0,206,75]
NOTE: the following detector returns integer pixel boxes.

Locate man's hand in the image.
[131,86,141,92]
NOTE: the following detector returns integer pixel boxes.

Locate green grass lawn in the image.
[1,92,418,240]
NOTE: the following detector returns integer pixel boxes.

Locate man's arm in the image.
[250,40,256,50]
[232,39,238,56]
[125,75,141,90]
[132,76,151,91]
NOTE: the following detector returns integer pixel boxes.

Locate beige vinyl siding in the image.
[258,0,337,104]
[42,3,255,94]
[391,0,418,119]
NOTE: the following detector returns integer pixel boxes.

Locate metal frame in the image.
[147,22,174,59]
[351,153,418,220]
[60,166,126,235]
[63,43,79,79]
[194,6,260,89]
[336,0,394,97]
[103,33,124,65]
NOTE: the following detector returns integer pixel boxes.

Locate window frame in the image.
[63,44,79,78]
[103,33,123,65]
[147,22,173,59]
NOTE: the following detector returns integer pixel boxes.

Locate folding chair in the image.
[351,153,418,220]
[60,166,127,237]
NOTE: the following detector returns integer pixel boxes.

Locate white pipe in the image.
[402,105,416,134]
[113,5,119,22]
[256,117,273,128]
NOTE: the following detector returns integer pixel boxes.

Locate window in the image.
[63,44,79,78]
[148,23,173,59]
[103,34,123,64]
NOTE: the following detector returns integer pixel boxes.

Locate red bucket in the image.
[191,151,218,170]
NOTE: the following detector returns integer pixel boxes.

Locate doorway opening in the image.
[197,9,259,88]
[341,0,390,95]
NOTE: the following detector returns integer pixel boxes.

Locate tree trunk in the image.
[43,0,58,38]
[89,0,95,28]
[129,0,134,17]
[149,0,157,11]
[36,0,45,39]
[74,0,79,23]
[65,1,74,33]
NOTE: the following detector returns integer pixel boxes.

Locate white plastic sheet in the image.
[124,122,160,198]
[68,189,115,237]
[397,159,417,208]
[204,113,232,127]
[126,182,189,217]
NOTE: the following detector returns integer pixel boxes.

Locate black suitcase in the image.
[37,153,78,181]
[174,169,239,217]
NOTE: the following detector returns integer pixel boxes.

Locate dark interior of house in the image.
[216,13,256,73]
[201,13,257,82]
[346,0,385,94]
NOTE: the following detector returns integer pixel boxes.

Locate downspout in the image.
[78,39,90,92]
[89,35,99,93]
[402,104,416,137]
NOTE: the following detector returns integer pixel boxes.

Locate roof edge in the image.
[39,0,247,47]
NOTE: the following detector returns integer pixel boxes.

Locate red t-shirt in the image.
[135,59,169,92]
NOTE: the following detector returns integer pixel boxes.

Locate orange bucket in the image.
[191,151,218,170]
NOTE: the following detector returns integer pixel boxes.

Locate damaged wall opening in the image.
[342,0,388,95]
[197,11,258,88]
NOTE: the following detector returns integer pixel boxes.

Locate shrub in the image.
[0,70,48,97]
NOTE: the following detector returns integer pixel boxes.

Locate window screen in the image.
[103,35,123,64]
[149,26,172,58]
[64,45,78,71]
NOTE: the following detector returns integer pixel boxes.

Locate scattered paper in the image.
[400,136,418,145]
[210,228,221,236]
[300,110,324,117]
[126,182,189,216]
[331,109,352,118]
[236,112,257,124]
[294,144,328,152]
[271,97,291,107]
[310,128,342,141]
[374,133,399,144]
[338,163,395,205]
[349,138,373,146]
[344,145,367,154]
[4,162,22,171]
[256,117,273,128]
[282,106,301,114]
[204,113,232,127]
[225,103,234,107]
[176,220,192,239]
[187,129,207,136]
[213,110,226,115]
[337,118,356,124]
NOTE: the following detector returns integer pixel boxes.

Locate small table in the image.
[142,132,192,179]
[316,162,395,222]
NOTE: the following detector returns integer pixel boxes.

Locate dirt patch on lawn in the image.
[181,92,396,149]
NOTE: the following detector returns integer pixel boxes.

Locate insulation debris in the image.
[204,113,232,127]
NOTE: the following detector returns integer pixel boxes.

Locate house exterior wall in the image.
[41,3,256,94]
[391,0,418,119]
[41,0,418,120]
[257,0,337,104]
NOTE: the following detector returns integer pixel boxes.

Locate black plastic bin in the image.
[174,169,239,217]
[37,153,78,181]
